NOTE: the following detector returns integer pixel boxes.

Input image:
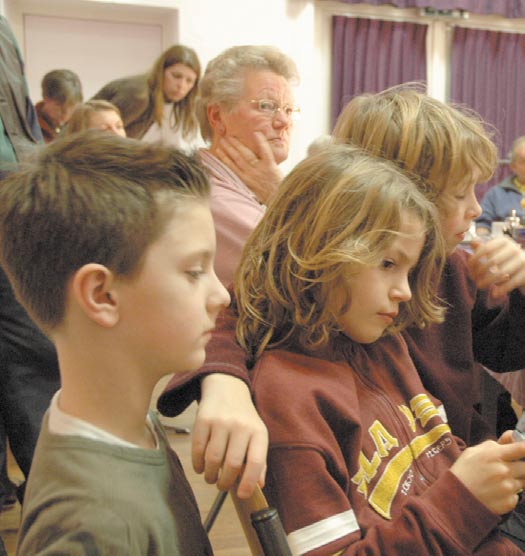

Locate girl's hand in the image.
[450,439,525,515]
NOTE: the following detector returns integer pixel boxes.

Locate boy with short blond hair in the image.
[0,130,229,555]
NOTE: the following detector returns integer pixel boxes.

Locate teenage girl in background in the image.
[93,44,201,151]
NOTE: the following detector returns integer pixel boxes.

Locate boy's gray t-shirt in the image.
[17,412,213,556]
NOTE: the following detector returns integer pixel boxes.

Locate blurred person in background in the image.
[65,100,126,137]
[476,136,525,236]
[35,69,83,142]
[93,44,201,151]
[0,16,60,556]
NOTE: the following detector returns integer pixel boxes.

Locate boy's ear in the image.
[207,103,226,135]
[71,263,119,328]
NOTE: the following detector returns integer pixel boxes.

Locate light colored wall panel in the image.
[24,14,162,101]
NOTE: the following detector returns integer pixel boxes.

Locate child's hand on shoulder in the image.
[468,236,525,300]
[192,374,268,499]
[450,438,525,515]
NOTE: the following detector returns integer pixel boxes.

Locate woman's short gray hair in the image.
[198,45,299,142]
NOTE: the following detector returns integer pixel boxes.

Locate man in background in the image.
[476,136,525,235]
[35,69,83,142]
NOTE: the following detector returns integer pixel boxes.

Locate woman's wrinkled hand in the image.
[215,132,283,205]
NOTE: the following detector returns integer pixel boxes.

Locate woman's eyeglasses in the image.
[249,99,301,121]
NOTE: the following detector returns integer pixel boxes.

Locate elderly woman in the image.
[157,45,299,499]
[92,44,201,151]
[197,44,299,286]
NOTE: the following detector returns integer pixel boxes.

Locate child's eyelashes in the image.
[453,184,476,200]
[186,269,205,280]
[381,259,396,270]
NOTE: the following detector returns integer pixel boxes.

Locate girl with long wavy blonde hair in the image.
[235,143,445,364]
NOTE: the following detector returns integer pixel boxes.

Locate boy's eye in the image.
[381,259,395,270]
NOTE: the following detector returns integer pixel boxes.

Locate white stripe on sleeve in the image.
[287,509,360,555]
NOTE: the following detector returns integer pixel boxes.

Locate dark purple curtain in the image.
[331,16,427,126]
[450,27,525,198]
[325,1,525,18]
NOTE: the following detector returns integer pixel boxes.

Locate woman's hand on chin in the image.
[215,132,283,205]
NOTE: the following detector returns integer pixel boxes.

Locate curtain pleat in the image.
[451,27,525,197]
[331,16,427,126]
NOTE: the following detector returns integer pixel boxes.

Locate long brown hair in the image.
[147,44,201,139]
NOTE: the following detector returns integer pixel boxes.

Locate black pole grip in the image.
[251,507,292,556]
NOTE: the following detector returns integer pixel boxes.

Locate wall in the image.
[3,0,178,100]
